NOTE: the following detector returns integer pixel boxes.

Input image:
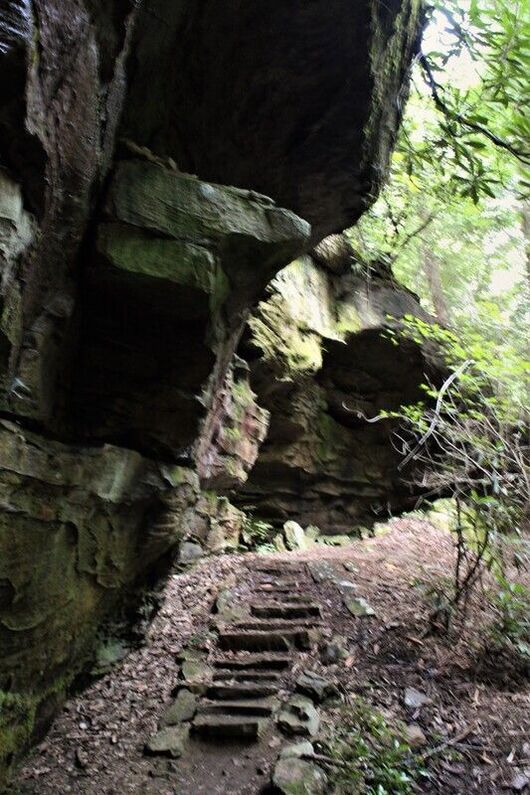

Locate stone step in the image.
[192,714,266,742]
[198,697,277,717]
[256,594,316,603]
[251,602,322,620]
[206,682,279,700]
[213,670,282,682]
[218,628,311,653]
[252,564,306,575]
[212,654,292,671]
[228,619,322,632]
[255,578,303,588]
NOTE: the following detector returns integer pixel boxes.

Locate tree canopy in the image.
[348,0,530,357]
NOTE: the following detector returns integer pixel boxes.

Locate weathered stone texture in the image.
[0,0,423,781]
[0,420,199,772]
[238,249,439,532]
[71,160,307,456]
[123,0,423,241]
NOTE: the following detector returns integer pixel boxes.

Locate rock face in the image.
[237,250,440,532]
[122,0,423,242]
[0,0,423,782]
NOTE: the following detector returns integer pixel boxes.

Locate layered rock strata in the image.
[238,250,439,532]
[0,0,423,780]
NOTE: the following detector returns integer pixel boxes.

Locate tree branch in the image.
[398,359,474,470]
[392,212,438,259]
[419,54,530,166]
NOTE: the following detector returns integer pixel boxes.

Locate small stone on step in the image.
[404,723,427,747]
[404,687,432,709]
[145,725,189,758]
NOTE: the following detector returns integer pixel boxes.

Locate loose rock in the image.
[272,757,327,795]
[181,659,212,687]
[145,726,190,758]
[280,741,314,759]
[320,636,348,665]
[404,688,432,709]
[296,671,336,703]
[277,695,320,737]
[283,521,308,551]
[404,723,427,747]
[343,596,375,617]
[178,541,204,565]
[160,690,197,726]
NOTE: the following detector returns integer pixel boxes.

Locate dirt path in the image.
[10,519,530,794]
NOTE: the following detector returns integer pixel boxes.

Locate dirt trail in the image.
[11,519,530,794]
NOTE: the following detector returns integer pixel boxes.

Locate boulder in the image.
[145,725,190,758]
[296,671,336,703]
[178,542,204,566]
[284,521,308,551]
[160,690,197,726]
[277,695,320,737]
[280,741,315,759]
[272,758,327,795]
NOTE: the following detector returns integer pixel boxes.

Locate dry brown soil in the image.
[10,518,530,794]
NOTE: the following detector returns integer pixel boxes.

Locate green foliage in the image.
[386,317,530,646]
[248,292,323,378]
[324,697,425,794]
[490,577,530,661]
[239,513,275,552]
[426,0,530,179]
[348,0,529,353]
[0,691,35,760]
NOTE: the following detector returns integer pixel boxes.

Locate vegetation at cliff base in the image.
[349,0,530,661]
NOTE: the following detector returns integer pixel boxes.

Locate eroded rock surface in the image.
[0,0,423,782]
[238,248,440,532]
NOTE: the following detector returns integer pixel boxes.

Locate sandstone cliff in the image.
[0,0,423,781]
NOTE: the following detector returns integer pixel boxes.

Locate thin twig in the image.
[301,753,346,768]
[419,721,478,761]
[398,359,473,470]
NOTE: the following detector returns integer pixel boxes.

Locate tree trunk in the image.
[521,199,530,304]
[421,245,451,326]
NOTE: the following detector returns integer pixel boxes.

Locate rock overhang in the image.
[121,0,424,243]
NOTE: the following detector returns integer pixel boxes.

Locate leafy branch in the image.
[419,54,530,166]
